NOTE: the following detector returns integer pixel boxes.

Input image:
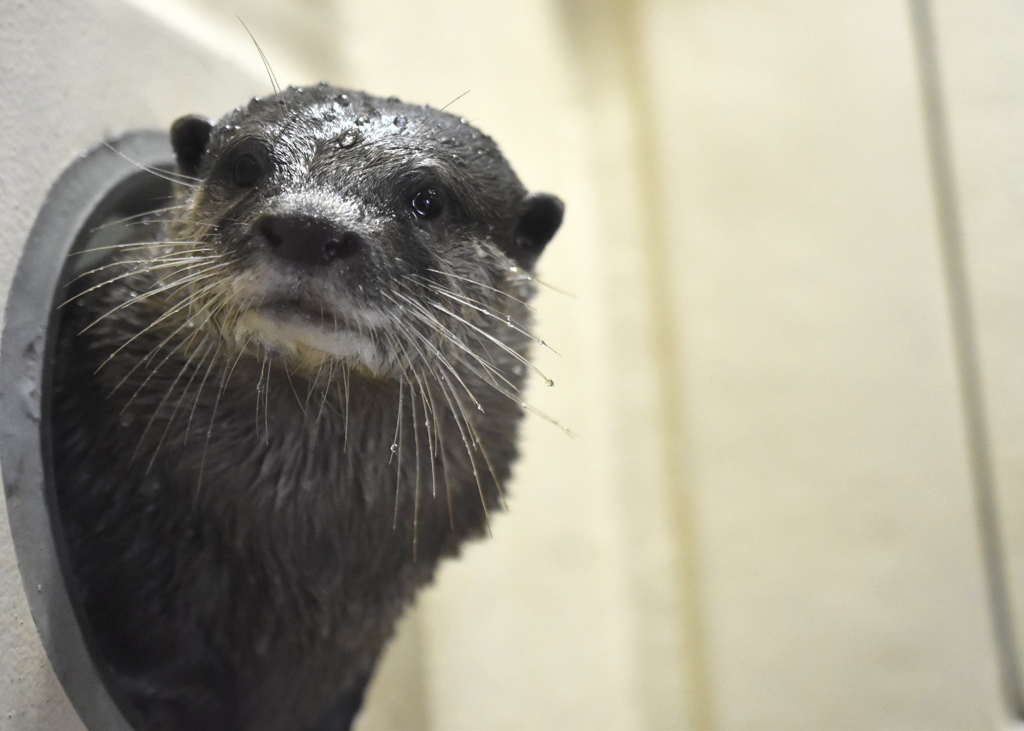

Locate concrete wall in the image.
[2,1,1023,729]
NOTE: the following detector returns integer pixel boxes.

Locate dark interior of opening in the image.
[43,157,175,730]
[0,129,177,731]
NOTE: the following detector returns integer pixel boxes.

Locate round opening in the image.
[0,130,173,730]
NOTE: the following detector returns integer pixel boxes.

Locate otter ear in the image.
[514,192,564,264]
[170,115,214,177]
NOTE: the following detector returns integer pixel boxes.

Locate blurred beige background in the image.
[2,0,1024,729]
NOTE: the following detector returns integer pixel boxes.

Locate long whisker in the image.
[68,249,215,286]
[93,269,232,375]
[431,366,492,533]
[387,290,524,399]
[392,375,405,529]
[102,142,200,188]
[388,285,573,435]
[239,17,281,96]
[62,253,220,309]
[419,268,536,311]
[408,274,557,355]
[197,330,251,504]
[67,238,206,258]
[88,204,189,233]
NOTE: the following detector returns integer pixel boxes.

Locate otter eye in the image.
[410,188,444,220]
[232,153,261,188]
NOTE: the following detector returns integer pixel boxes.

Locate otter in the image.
[51,84,563,731]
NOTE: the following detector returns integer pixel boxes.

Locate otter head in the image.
[167,85,563,384]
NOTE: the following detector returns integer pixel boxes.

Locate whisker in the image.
[67,258,228,323]
[67,239,208,258]
[419,268,536,311]
[93,271,231,376]
[407,273,557,356]
[438,89,471,113]
[239,17,281,96]
[388,290,523,398]
[388,287,573,435]
[392,375,405,529]
[102,142,200,188]
[68,250,215,287]
[197,330,251,504]
[432,367,492,534]
[88,204,189,233]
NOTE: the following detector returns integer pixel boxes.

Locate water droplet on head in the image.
[355,114,369,126]
[336,93,350,106]
[338,130,359,148]
[393,115,407,127]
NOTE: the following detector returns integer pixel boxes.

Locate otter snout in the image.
[256,213,364,266]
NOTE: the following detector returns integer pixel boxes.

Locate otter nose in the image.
[258,214,362,266]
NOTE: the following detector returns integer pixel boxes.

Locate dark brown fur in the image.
[52,85,562,730]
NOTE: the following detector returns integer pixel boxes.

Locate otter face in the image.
[168,86,562,381]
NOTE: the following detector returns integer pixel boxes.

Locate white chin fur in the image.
[234,310,386,373]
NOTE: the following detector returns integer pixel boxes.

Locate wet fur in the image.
[52,85,562,730]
